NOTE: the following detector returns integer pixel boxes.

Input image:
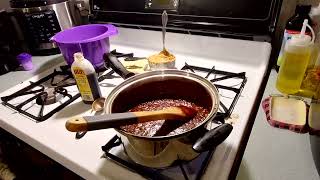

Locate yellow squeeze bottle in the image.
[276,19,314,94]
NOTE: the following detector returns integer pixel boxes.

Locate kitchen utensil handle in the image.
[105,53,135,79]
[65,117,88,132]
[65,107,193,132]
[65,113,139,132]
[192,123,233,153]
[162,10,168,50]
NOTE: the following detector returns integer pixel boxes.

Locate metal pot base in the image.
[120,134,199,168]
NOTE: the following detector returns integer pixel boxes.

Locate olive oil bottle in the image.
[71,52,102,104]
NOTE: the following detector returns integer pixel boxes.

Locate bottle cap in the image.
[285,34,312,53]
[16,53,32,63]
[290,34,312,46]
[74,52,85,60]
[16,53,33,71]
[287,19,314,47]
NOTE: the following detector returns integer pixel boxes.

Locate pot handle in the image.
[104,53,135,79]
[192,123,233,153]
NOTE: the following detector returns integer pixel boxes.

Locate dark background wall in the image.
[1,0,319,63]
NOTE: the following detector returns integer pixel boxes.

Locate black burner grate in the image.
[1,66,80,122]
[0,50,131,122]
[102,135,215,180]
[181,63,247,123]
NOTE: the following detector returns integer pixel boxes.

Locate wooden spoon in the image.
[66,106,197,132]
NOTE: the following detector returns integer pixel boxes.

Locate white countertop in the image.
[0,27,271,180]
[0,54,63,93]
[237,69,320,180]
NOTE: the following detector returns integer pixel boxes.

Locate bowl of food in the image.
[147,49,176,70]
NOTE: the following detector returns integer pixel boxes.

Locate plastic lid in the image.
[289,34,312,46]
[16,53,32,63]
[309,102,320,131]
[262,96,308,133]
[286,19,313,48]
[285,34,312,53]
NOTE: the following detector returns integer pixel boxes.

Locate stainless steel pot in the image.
[103,54,233,168]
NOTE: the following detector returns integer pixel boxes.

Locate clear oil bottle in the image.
[276,19,315,95]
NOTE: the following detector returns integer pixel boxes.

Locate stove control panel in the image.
[145,0,179,10]
[24,10,61,43]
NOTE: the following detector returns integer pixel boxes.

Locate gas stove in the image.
[1,66,79,122]
[102,135,215,180]
[0,47,246,179]
[0,49,246,124]
[98,56,246,180]
[0,27,271,180]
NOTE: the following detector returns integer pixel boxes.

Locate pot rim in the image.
[104,69,220,140]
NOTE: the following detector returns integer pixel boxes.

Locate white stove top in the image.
[0,27,271,180]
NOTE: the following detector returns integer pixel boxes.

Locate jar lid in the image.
[289,34,312,46]
[262,95,308,133]
[263,95,320,136]
[16,53,32,62]
[309,102,320,134]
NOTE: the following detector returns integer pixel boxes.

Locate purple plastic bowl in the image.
[50,24,118,69]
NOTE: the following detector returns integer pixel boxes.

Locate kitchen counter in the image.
[237,69,320,180]
[3,57,318,179]
[5,57,319,180]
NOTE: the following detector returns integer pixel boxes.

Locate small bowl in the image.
[148,60,175,70]
[148,50,176,70]
[262,96,308,133]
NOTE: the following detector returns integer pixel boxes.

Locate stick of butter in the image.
[121,59,149,74]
